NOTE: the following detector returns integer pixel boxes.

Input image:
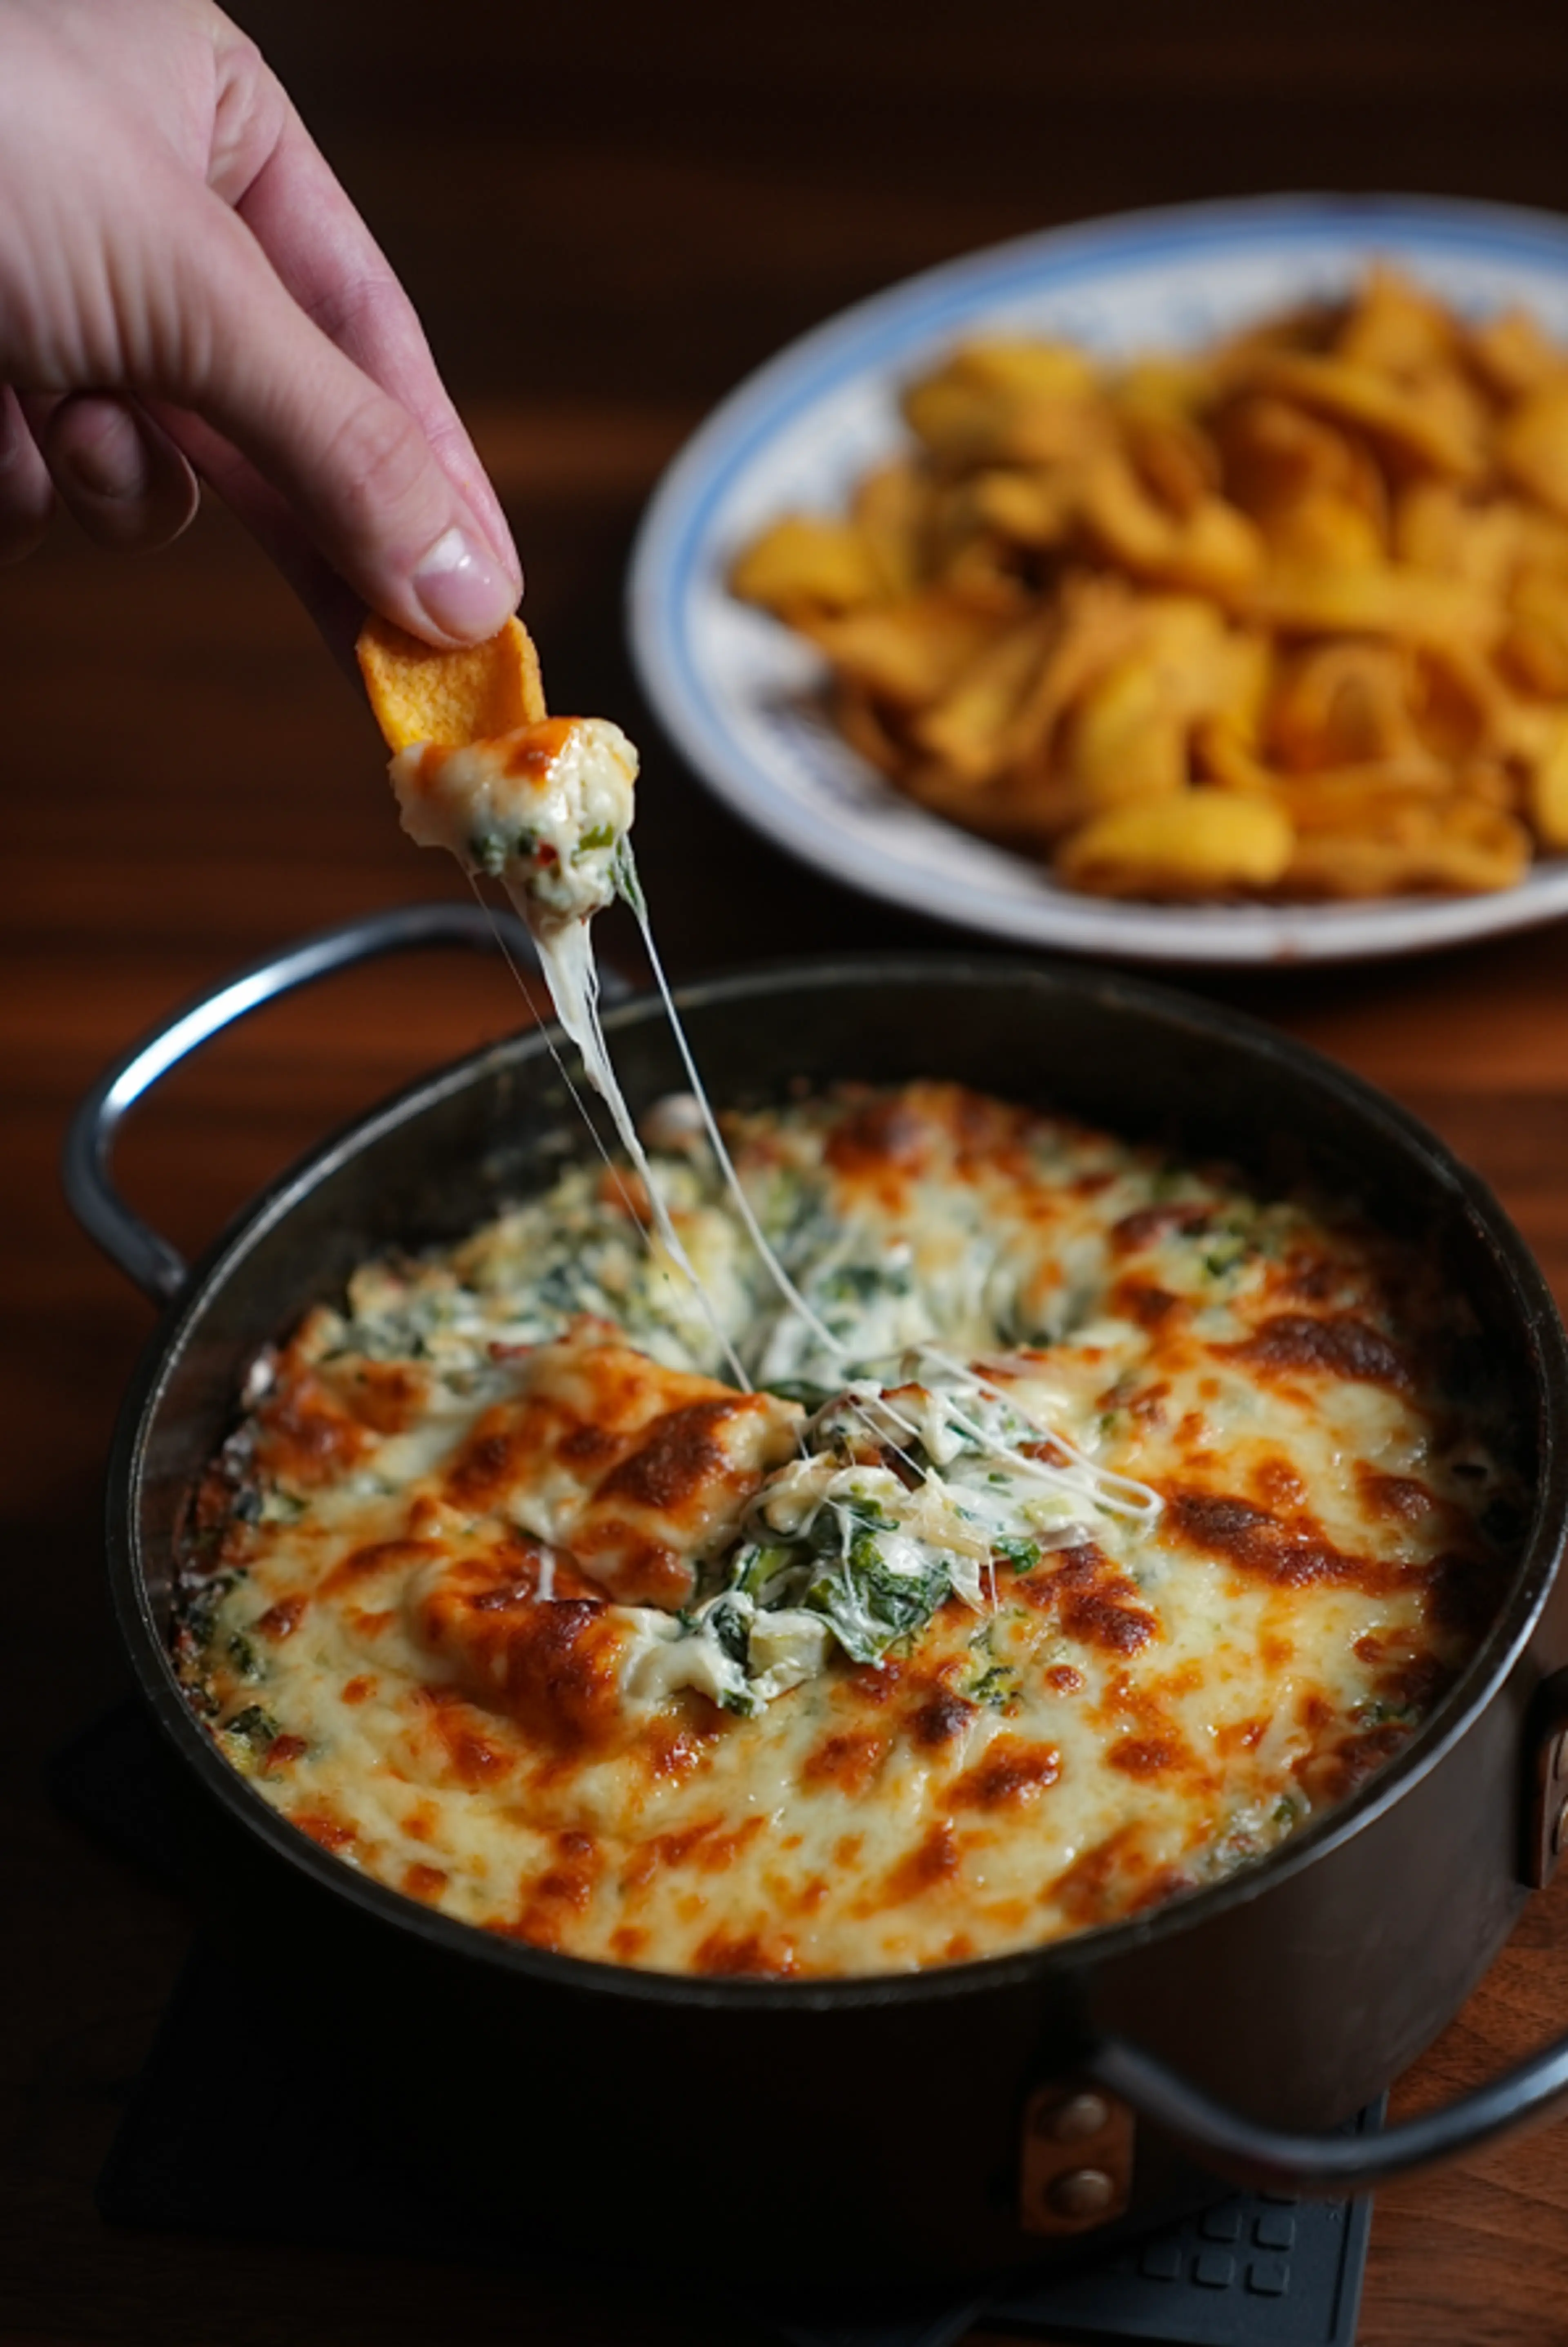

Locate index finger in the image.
[210,49,516,584]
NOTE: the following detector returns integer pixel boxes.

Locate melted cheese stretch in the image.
[176,1083,1519,1977]
[390,719,765,1391]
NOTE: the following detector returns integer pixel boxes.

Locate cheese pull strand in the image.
[367,630,1157,1517]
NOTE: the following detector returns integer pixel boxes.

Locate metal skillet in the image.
[65,901,1568,2284]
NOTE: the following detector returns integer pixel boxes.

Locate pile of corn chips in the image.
[730,269,1568,901]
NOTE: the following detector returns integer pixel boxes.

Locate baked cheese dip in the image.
[175,1082,1518,1977]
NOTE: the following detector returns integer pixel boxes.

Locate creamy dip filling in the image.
[175,1083,1519,1978]
[390,715,637,929]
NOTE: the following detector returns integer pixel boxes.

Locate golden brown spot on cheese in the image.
[321,1536,444,1597]
[803,1728,890,1795]
[693,1928,798,1977]
[952,1736,1061,1808]
[559,1420,618,1466]
[597,1399,741,1510]
[1377,1651,1454,1715]
[254,1372,371,1488]
[910,1688,978,1748]
[290,1809,356,1852]
[1171,1490,1394,1594]
[1251,1454,1310,1514]
[1118,1279,1181,1329]
[1358,1466,1438,1521]
[324,1358,430,1436]
[403,1862,448,1901]
[501,712,575,777]
[341,1675,376,1705]
[1282,1250,1344,1304]
[567,1518,689,1609]
[640,1712,722,1784]
[421,1689,517,1787]
[494,1910,563,1950]
[1130,1865,1196,1915]
[1018,1542,1157,1653]
[824,1095,932,1177]
[625,1815,764,1885]
[443,1418,524,1513]
[1046,1664,1086,1695]
[1310,1721,1412,1803]
[884,1820,961,1904]
[255,1595,306,1639]
[412,1546,626,1752]
[695,1817,766,1873]
[1128,1379,1172,1431]
[441,1344,800,1611]
[1228,1313,1410,1390]
[1109,1735,1181,1778]
[610,1926,648,1964]
[1049,1827,1140,1928]
[1112,1202,1209,1253]
[262,1733,307,1770]
[596,1165,651,1220]
[516,1833,601,1938]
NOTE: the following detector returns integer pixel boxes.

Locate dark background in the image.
[8,4,1568,2342]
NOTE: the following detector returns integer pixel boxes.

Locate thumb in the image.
[165,194,519,646]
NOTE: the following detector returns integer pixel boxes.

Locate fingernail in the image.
[412,526,514,641]
[62,403,149,500]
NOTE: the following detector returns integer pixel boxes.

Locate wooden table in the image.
[7,3,1568,2339]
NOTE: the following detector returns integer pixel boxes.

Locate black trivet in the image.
[55,1703,1377,2347]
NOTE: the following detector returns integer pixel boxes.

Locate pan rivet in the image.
[1048,2168,1116,2221]
[1040,2092,1111,2143]
[1553,1795,1568,1857]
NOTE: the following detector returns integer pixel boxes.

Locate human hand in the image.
[0,0,520,653]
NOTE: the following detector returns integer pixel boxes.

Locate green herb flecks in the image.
[226,1632,263,1683]
[967,1662,1020,1709]
[993,1534,1042,1575]
[222,1705,281,1755]
[799,1497,952,1666]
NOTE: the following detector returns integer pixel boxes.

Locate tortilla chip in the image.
[357,613,546,751]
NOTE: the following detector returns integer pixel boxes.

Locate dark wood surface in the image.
[9,4,1568,2340]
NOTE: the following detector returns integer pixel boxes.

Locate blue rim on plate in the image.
[627,193,1568,966]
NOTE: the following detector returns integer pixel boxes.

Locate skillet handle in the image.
[62,900,600,1306]
[1089,2015,1568,2197]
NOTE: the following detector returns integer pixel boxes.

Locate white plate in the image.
[627,194,1568,966]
